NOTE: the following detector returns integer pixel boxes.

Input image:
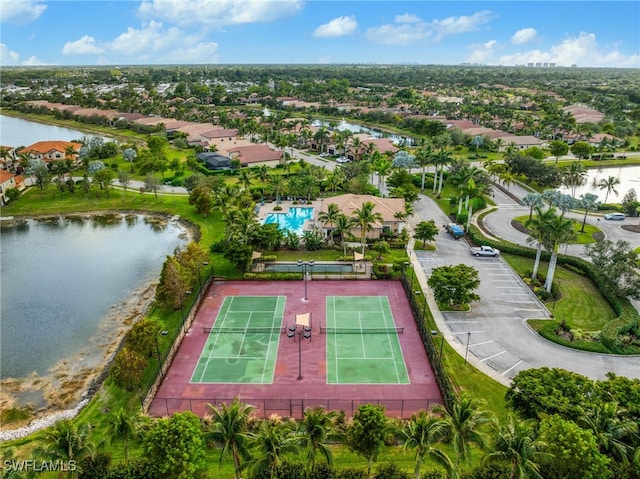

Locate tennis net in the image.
[203,326,287,334]
[320,326,404,334]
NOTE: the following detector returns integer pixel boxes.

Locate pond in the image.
[0,114,114,147]
[0,214,188,402]
[560,165,640,202]
[312,118,416,146]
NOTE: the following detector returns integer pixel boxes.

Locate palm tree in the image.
[433,395,496,467]
[542,214,577,293]
[318,203,341,237]
[313,127,330,153]
[520,193,545,221]
[415,141,434,190]
[525,206,557,282]
[373,156,393,194]
[238,168,253,192]
[254,164,270,201]
[35,420,96,478]
[245,421,299,479]
[107,408,139,460]
[577,402,639,464]
[268,173,286,205]
[577,193,600,232]
[298,406,339,470]
[206,398,256,479]
[484,415,549,479]
[561,161,587,198]
[598,176,621,204]
[352,201,383,255]
[433,149,452,195]
[393,410,456,479]
[334,213,356,255]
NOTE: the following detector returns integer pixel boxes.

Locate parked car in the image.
[446,223,465,239]
[336,156,350,163]
[604,213,625,220]
[470,245,501,257]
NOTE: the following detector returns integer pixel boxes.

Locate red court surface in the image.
[149,280,443,419]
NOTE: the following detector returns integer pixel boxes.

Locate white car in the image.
[604,213,625,220]
[336,157,351,163]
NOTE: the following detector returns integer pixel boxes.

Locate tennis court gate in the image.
[152,397,438,419]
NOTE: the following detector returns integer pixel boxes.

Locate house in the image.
[17,141,83,165]
[224,144,282,166]
[0,170,25,205]
[196,152,231,170]
[318,194,406,240]
[498,135,546,151]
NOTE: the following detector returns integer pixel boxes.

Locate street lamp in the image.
[464,331,471,365]
[180,290,192,333]
[155,330,168,377]
[287,323,312,380]
[196,261,209,290]
[296,260,315,301]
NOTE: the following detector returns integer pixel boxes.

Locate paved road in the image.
[409,192,640,385]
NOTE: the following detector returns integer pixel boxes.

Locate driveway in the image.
[409,193,640,384]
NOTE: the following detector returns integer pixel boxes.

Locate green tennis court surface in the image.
[325,296,410,384]
[191,296,285,384]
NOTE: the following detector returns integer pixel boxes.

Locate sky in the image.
[1,0,639,68]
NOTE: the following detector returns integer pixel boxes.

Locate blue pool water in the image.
[264,207,314,235]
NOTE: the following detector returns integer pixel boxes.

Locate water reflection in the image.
[0,214,187,380]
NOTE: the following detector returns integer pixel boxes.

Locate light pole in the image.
[297,260,315,301]
[464,331,471,364]
[287,324,312,380]
[196,261,209,290]
[180,290,192,333]
[155,330,168,377]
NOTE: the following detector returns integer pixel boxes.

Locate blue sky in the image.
[1,0,639,68]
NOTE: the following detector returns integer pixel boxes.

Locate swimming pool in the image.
[263,207,314,236]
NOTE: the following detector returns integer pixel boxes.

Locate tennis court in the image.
[325,296,409,384]
[191,295,286,384]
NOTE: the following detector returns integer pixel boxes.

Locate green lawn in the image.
[512,214,601,244]
[502,253,617,353]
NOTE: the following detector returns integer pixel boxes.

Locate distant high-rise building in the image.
[535,62,542,67]
[528,62,534,67]
[550,63,556,67]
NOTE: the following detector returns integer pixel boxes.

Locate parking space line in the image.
[469,340,494,347]
[480,351,506,361]
[501,360,523,376]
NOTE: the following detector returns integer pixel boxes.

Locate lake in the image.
[560,165,640,202]
[0,114,113,148]
[312,118,416,146]
[0,215,188,383]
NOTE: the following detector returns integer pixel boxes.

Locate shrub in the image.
[109,347,147,391]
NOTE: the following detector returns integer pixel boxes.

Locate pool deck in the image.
[257,199,323,233]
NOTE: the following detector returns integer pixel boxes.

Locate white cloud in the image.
[315,55,331,64]
[499,32,640,67]
[137,0,303,27]
[105,21,218,64]
[0,43,20,65]
[511,28,537,45]
[394,13,422,24]
[466,40,498,64]
[366,10,494,45]
[313,16,357,38]
[431,11,494,35]
[0,0,46,24]
[62,35,104,55]
[21,55,46,66]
